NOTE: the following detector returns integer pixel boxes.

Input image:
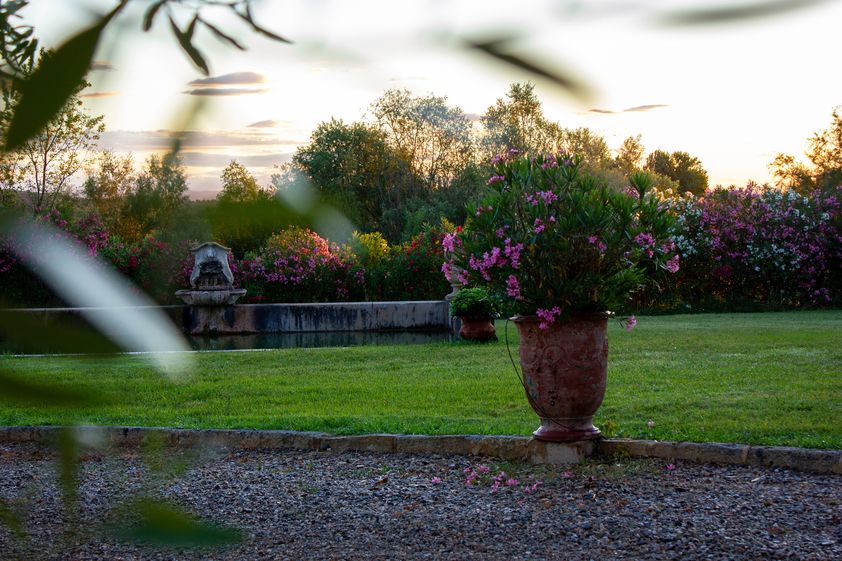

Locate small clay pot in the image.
[458,316,498,342]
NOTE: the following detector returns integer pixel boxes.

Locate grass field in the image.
[2,311,841,449]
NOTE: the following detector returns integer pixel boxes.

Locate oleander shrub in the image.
[665,183,842,309]
[238,226,365,303]
[365,227,450,301]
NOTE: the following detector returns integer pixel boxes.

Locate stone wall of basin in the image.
[3,301,452,339]
[181,301,451,335]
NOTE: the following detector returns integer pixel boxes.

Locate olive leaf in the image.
[657,0,829,26]
[117,499,243,547]
[169,15,209,75]
[237,3,292,43]
[0,497,25,538]
[3,1,126,150]
[0,368,103,406]
[143,0,168,32]
[200,18,246,50]
[466,36,592,103]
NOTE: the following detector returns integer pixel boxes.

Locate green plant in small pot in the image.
[450,287,498,342]
[443,151,679,441]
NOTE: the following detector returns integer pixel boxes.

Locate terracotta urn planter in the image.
[458,316,498,342]
[513,313,608,442]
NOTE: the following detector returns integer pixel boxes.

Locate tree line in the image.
[2,70,840,253]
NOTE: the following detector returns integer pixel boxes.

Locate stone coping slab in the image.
[0,426,839,475]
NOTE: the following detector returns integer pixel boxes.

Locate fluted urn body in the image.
[513,313,608,442]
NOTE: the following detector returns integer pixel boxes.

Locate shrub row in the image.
[2,183,840,311]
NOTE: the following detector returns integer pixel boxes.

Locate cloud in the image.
[465,113,482,122]
[81,91,119,99]
[588,104,669,115]
[247,120,281,128]
[90,60,115,71]
[98,129,306,152]
[180,151,291,169]
[623,104,669,113]
[184,87,268,96]
[188,72,265,86]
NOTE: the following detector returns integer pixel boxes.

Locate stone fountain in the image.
[176,242,246,333]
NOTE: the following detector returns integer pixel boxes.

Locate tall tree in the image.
[615,134,645,176]
[561,127,612,170]
[291,118,419,233]
[371,89,474,190]
[769,107,842,194]
[217,160,270,204]
[123,153,188,238]
[82,150,135,231]
[645,149,708,196]
[0,54,104,215]
[480,82,561,159]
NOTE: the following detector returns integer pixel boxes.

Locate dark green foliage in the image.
[450,287,496,317]
[644,149,709,196]
[364,228,450,301]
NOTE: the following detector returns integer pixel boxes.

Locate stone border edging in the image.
[0,426,839,475]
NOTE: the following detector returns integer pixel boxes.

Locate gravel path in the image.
[1,442,840,560]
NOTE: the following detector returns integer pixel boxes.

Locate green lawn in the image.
[2,311,841,449]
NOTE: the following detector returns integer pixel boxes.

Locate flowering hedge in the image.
[3,185,840,311]
[0,211,192,306]
[663,184,842,309]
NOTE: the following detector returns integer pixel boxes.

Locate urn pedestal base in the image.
[533,417,601,442]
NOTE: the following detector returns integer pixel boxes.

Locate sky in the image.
[20,0,842,198]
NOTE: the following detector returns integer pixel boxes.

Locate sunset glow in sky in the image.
[22,0,842,196]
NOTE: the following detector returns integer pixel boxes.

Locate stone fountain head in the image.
[175,242,246,306]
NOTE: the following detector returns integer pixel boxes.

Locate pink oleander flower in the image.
[665,254,680,274]
[665,464,676,472]
[634,232,656,247]
[506,274,522,299]
[525,193,538,206]
[477,465,491,474]
[537,190,558,204]
[541,155,558,169]
[505,478,519,487]
[533,218,545,234]
[431,477,442,485]
[503,239,523,268]
[442,233,458,253]
[523,480,542,494]
[625,315,637,331]
[536,306,562,329]
[487,175,505,186]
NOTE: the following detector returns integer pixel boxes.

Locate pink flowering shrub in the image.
[447,154,679,327]
[667,183,842,308]
[0,209,191,305]
[238,226,366,303]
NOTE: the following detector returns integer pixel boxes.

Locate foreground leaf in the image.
[4,1,126,150]
[0,368,102,406]
[117,499,242,548]
[657,0,829,26]
[466,37,593,102]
